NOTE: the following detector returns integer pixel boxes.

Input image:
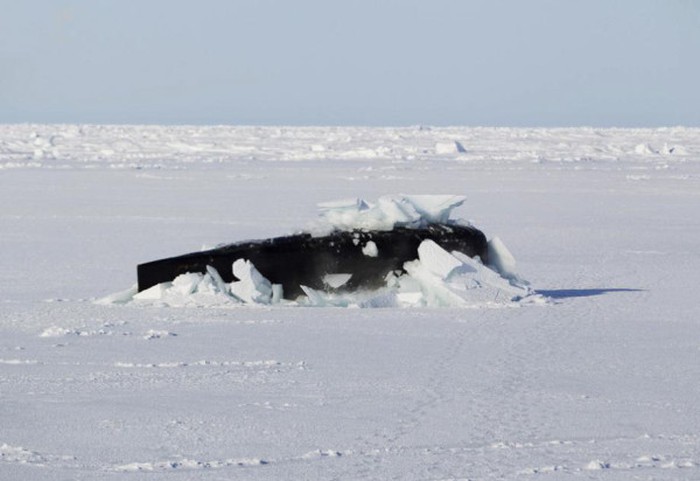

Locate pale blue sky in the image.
[1,0,699,126]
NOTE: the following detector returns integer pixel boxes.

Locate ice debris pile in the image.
[314,194,469,232]
[300,238,535,308]
[99,195,541,308]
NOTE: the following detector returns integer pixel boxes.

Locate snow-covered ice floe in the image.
[99,195,543,308]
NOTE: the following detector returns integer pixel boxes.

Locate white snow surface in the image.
[2,125,700,480]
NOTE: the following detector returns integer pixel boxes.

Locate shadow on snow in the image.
[537,288,644,299]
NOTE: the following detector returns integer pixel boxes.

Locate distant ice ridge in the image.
[98,238,538,309]
[314,194,469,233]
[3,125,696,171]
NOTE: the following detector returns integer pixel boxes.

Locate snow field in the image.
[1,125,700,480]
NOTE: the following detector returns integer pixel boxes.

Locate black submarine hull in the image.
[137,223,488,300]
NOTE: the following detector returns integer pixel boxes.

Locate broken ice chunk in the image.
[435,141,467,155]
[171,272,203,295]
[317,197,370,212]
[206,265,230,294]
[362,241,378,257]
[402,195,466,224]
[417,239,466,279]
[323,273,353,289]
[375,196,422,226]
[230,259,273,304]
[301,285,326,306]
[487,237,521,282]
[271,284,284,303]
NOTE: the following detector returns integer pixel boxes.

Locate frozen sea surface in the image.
[1,125,699,480]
